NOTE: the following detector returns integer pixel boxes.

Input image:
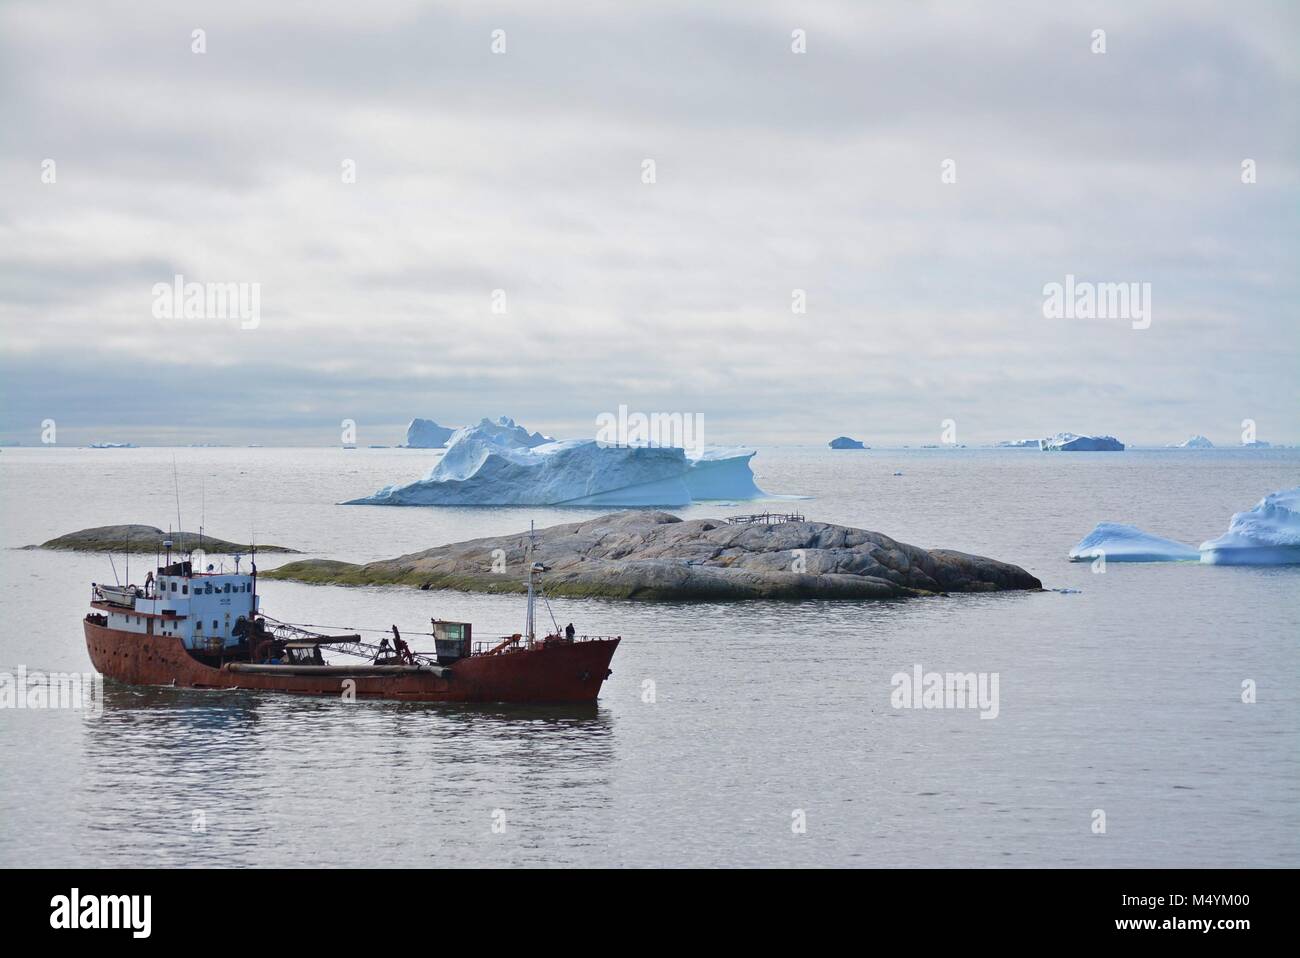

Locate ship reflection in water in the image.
[75,683,615,866]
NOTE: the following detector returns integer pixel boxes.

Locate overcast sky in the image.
[1,0,1296,447]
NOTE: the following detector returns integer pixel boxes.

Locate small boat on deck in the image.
[84,538,619,704]
[96,583,142,607]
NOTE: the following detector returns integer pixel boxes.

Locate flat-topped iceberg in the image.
[1068,523,1200,562]
[1200,487,1300,565]
[1039,432,1124,452]
[679,446,765,500]
[345,416,767,506]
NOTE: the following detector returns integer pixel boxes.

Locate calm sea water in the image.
[1,446,1297,867]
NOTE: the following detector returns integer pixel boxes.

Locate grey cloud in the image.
[1,0,1297,447]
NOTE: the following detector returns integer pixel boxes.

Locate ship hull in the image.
[84,620,618,704]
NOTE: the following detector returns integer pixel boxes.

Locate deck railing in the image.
[472,634,620,655]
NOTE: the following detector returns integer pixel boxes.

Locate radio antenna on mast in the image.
[172,455,184,554]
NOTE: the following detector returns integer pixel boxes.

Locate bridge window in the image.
[213,620,219,630]
[182,585,188,594]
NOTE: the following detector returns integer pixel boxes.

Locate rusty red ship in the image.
[84,538,618,704]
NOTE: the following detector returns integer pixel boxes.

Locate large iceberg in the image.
[1066,487,1300,566]
[404,418,457,448]
[828,436,867,450]
[345,416,767,506]
[1068,523,1200,562]
[1199,488,1300,565]
[1039,432,1124,452]
[1171,435,1214,449]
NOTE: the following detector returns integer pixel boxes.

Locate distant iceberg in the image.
[404,418,457,448]
[345,416,767,506]
[1200,487,1300,565]
[1068,523,1200,562]
[995,439,1038,448]
[828,436,867,450]
[1067,487,1300,566]
[1171,435,1214,449]
[443,416,551,450]
[1039,433,1124,452]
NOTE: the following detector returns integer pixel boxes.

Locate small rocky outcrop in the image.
[27,525,297,554]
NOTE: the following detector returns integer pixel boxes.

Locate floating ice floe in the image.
[1199,487,1300,565]
[1068,523,1200,562]
[345,416,767,506]
[1068,487,1300,566]
[1039,432,1125,452]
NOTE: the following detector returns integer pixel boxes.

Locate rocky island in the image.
[265,511,1040,600]
[27,525,297,554]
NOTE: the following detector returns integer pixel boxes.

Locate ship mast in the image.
[525,520,537,646]
[250,523,258,624]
